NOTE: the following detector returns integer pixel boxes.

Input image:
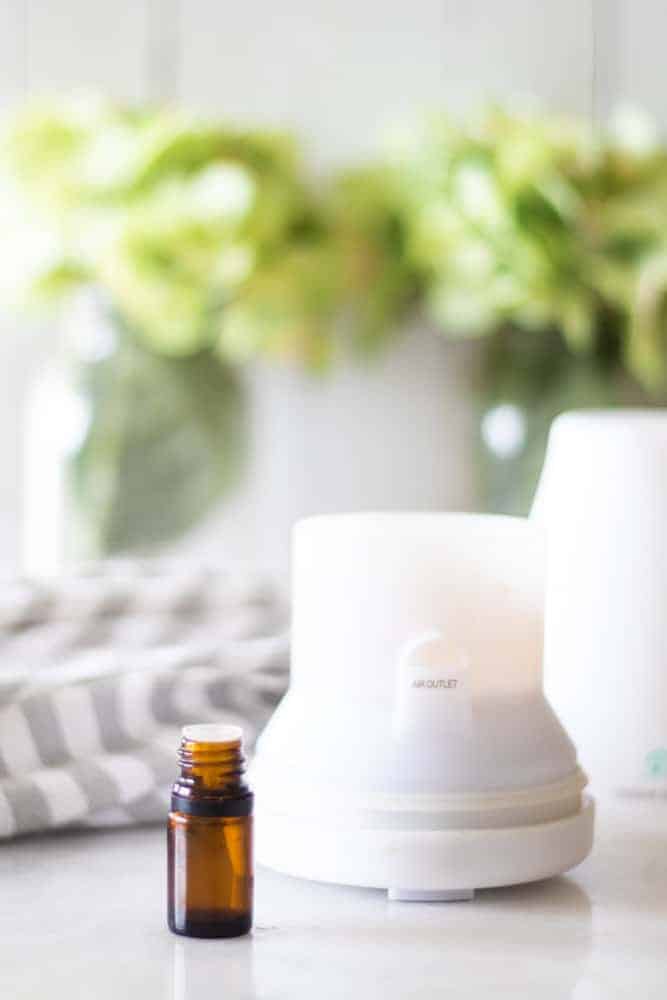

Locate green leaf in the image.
[70,331,246,554]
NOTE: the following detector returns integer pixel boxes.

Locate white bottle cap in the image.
[181,724,243,744]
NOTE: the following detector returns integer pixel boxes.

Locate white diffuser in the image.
[536,409,667,798]
[253,513,593,899]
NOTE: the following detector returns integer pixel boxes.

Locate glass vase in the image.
[477,327,660,516]
[22,295,245,575]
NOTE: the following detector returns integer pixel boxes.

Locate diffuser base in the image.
[387,888,474,902]
[256,796,594,896]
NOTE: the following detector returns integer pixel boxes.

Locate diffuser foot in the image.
[388,888,474,902]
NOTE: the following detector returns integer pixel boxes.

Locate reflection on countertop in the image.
[171,875,592,1000]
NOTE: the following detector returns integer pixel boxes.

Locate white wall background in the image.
[0,0,664,573]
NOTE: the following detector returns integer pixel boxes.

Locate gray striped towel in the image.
[0,561,289,838]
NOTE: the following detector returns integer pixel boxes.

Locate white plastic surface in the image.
[253,513,594,894]
[536,410,667,796]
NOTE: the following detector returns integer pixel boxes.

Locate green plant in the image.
[338,105,667,392]
[0,96,339,552]
[5,98,667,551]
[1,95,346,356]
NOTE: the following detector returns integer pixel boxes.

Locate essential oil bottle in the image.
[167,724,253,938]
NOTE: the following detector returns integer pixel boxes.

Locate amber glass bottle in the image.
[167,724,253,938]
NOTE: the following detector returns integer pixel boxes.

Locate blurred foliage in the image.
[5,97,667,547]
[7,98,667,385]
[344,105,667,512]
[0,97,335,552]
[0,95,335,363]
[339,104,667,393]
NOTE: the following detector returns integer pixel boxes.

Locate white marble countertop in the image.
[1,798,665,999]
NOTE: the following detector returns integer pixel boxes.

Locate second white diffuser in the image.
[253,513,593,899]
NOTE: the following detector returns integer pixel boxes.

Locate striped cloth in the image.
[0,561,289,838]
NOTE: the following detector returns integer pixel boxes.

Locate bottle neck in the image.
[178,737,246,791]
[171,736,252,816]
